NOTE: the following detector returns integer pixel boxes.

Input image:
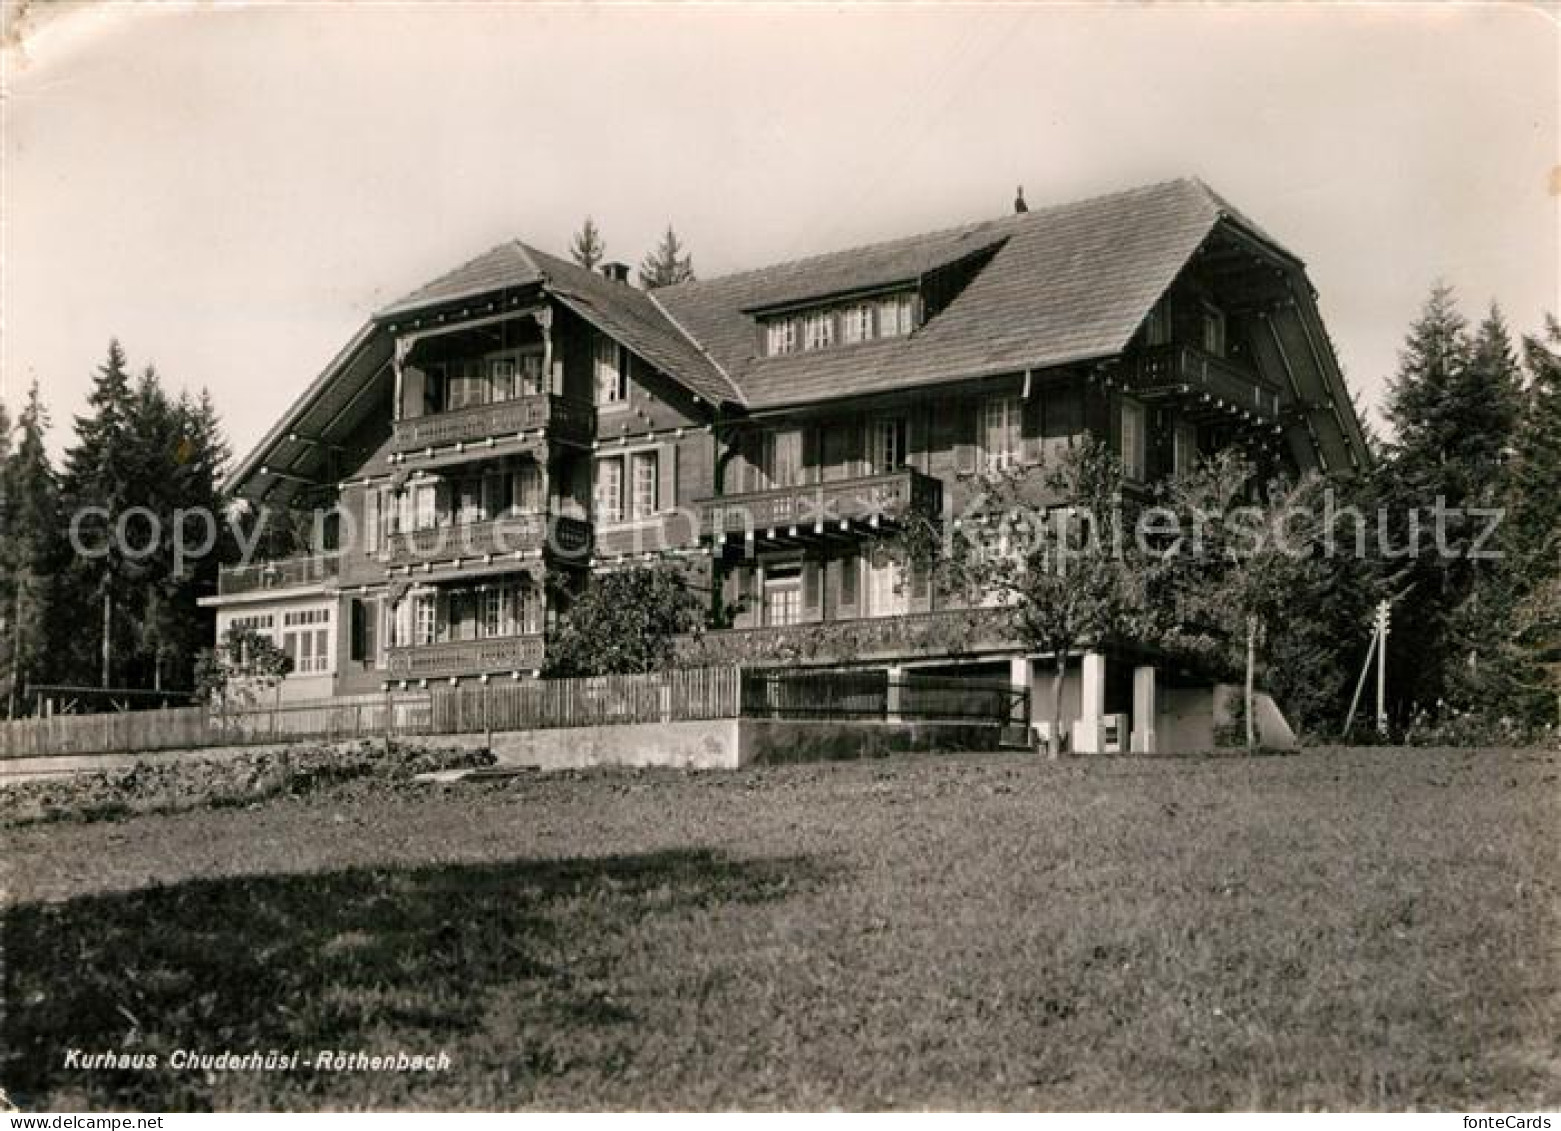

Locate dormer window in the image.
[877,294,914,337]
[766,319,798,356]
[760,290,917,357]
[803,310,835,351]
[841,303,874,344]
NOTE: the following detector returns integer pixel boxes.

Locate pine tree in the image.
[637,225,695,289]
[2,382,61,715]
[60,340,143,688]
[1378,289,1524,720]
[569,217,606,270]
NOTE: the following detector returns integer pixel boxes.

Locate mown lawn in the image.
[3,747,1557,1110]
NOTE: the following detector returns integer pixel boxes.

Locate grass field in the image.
[3,747,1557,1111]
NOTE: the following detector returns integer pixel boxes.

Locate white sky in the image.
[3,2,1556,462]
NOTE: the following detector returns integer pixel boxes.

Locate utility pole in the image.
[101,586,112,690]
[7,579,23,720]
[1374,599,1391,737]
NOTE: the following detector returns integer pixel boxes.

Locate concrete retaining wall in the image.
[488,718,743,770]
[738,719,1006,765]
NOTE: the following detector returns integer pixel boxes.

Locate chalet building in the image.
[202,178,1368,751]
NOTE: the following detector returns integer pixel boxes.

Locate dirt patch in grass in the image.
[3,747,1558,1110]
[0,741,494,826]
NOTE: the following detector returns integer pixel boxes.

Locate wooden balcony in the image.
[1122,344,1281,420]
[698,468,942,542]
[217,552,340,597]
[385,513,591,567]
[385,633,546,680]
[680,607,1016,667]
[391,395,595,455]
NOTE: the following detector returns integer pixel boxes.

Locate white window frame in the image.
[840,303,875,345]
[870,416,908,474]
[1173,418,1198,478]
[1120,397,1147,482]
[982,396,1022,472]
[865,555,907,618]
[630,450,659,520]
[1145,299,1172,347]
[766,317,798,356]
[877,294,914,338]
[594,334,627,406]
[803,310,835,351]
[594,456,625,525]
[762,563,803,627]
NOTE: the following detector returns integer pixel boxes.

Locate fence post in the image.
[383,688,393,757]
[483,681,492,751]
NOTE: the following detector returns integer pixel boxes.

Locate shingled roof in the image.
[655,178,1261,408]
[374,178,1314,415]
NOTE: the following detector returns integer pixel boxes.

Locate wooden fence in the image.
[0,666,1023,760]
[0,668,742,759]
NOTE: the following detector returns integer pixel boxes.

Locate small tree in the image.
[544,566,705,677]
[1153,451,1349,749]
[901,439,1141,758]
[637,225,695,289]
[193,626,292,711]
[570,217,606,270]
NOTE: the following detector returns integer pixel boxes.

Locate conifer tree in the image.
[637,225,695,288]
[569,217,606,270]
[60,340,138,688]
[2,382,61,714]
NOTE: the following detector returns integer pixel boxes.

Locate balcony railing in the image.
[1123,344,1281,419]
[385,513,591,566]
[698,468,942,540]
[678,607,1016,668]
[385,633,546,680]
[217,552,341,597]
[391,395,595,454]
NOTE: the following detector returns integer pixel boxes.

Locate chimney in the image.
[1014,186,1028,214]
[600,261,632,284]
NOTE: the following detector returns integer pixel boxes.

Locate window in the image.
[231,614,274,633]
[840,303,874,345]
[766,317,798,356]
[517,351,545,397]
[594,334,626,405]
[763,563,802,627]
[350,598,379,667]
[865,556,906,618]
[870,417,908,474]
[488,357,517,402]
[512,464,544,513]
[1202,303,1227,357]
[1173,419,1199,478]
[413,484,437,531]
[1120,397,1147,481]
[803,310,835,351]
[282,608,331,674]
[982,396,1022,471]
[447,360,487,411]
[631,451,659,519]
[877,293,914,338]
[594,457,624,524]
[456,479,484,526]
[413,593,437,647]
[1145,299,1172,347]
[761,428,802,489]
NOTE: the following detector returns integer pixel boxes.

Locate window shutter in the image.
[349,600,364,661]
[363,599,378,667]
[838,552,859,615]
[735,567,758,629]
[907,407,929,472]
[364,488,381,552]
[955,401,978,474]
[801,425,819,484]
[403,366,426,418]
[842,416,864,477]
[803,559,822,621]
[658,443,677,514]
[1023,390,1044,465]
